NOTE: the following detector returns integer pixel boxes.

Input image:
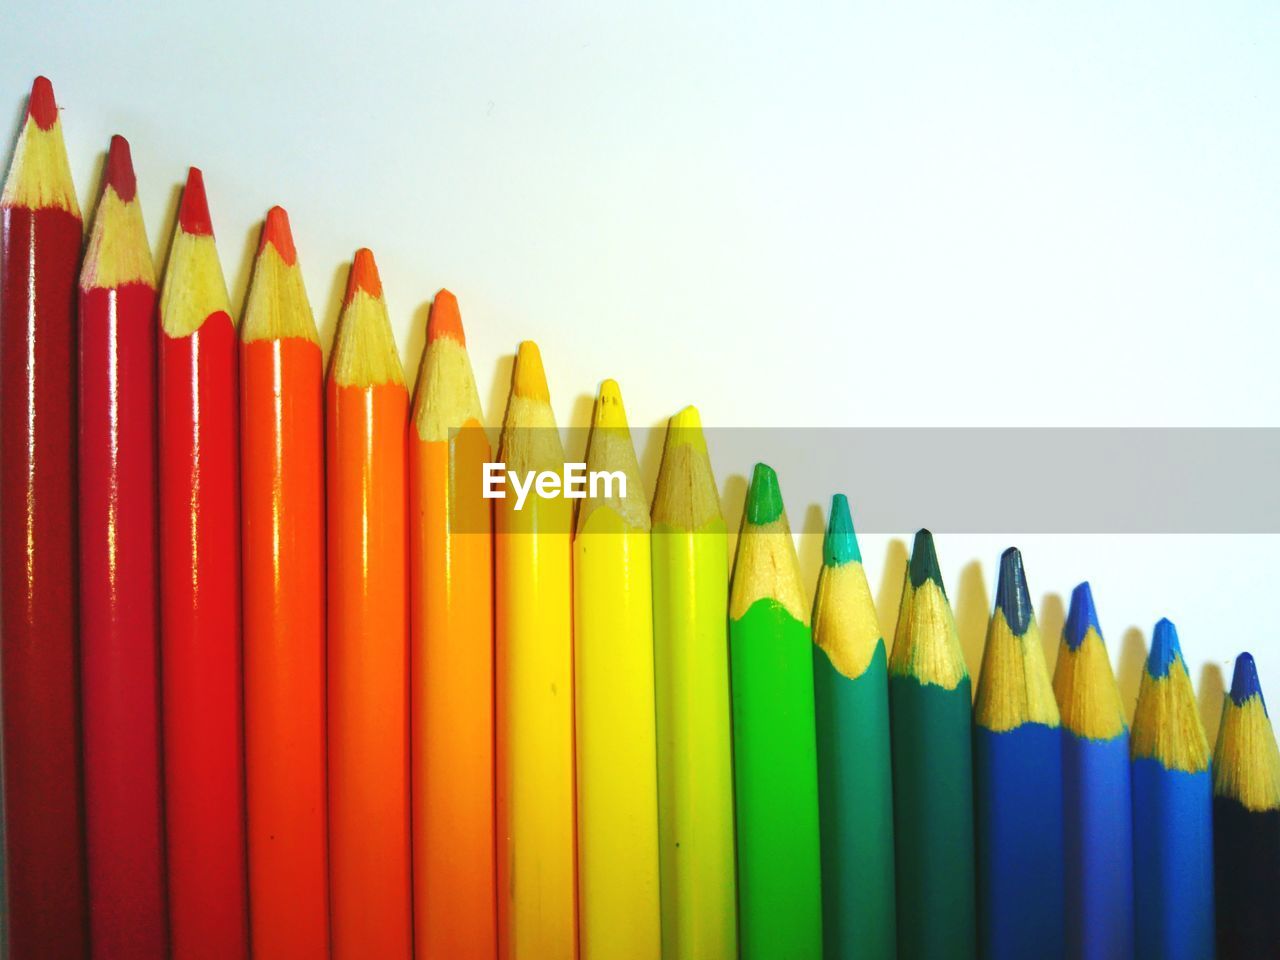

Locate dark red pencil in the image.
[0,75,89,960]
[158,167,248,959]
[78,133,169,959]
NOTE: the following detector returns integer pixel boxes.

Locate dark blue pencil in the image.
[1052,582,1134,960]
[1130,618,1214,960]
[973,548,1065,960]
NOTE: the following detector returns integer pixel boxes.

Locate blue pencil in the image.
[1130,618,1214,960]
[973,548,1065,960]
[1052,582,1134,960]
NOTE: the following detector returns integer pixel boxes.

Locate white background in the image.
[4,0,1278,741]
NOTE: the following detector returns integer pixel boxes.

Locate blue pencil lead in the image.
[994,547,1033,637]
[1064,582,1102,651]
[1146,618,1182,679]
[1230,652,1266,713]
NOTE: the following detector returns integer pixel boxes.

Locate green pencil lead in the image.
[823,494,861,566]
[746,462,783,526]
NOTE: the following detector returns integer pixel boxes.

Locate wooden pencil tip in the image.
[746,462,783,525]
[1231,652,1265,710]
[669,405,702,435]
[178,167,213,236]
[994,547,1033,636]
[1147,618,1182,679]
[426,289,465,345]
[1064,581,1102,651]
[260,206,297,265]
[28,76,58,131]
[512,341,550,401]
[345,248,383,305]
[592,379,628,429]
[823,494,861,566]
[104,135,137,202]
[908,528,944,592]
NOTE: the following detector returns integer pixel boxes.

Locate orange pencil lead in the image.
[260,206,297,265]
[346,247,383,304]
[178,167,213,236]
[104,135,137,202]
[28,76,58,131]
[426,289,465,346]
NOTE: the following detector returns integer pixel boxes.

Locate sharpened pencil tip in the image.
[260,206,297,265]
[104,135,137,203]
[1230,652,1265,711]
[823,494,861,566]
[995,547,1033,637]
[746,463,783,525]
[1064,582,1102,651]
[592,379,628,429]
[178,167,213,236]
[28,76,58,131]
[908,529,944,593]
[345,248,383,305]
[512,341,550,401]
[1147,618,1182,679]
[426,289,465,346]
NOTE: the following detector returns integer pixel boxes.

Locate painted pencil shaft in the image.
[495,342,577,960]
[77,135,168,959]
[1,77,88,959]
[651,407,737,960]
[410,291,496,959]
[241,207,330,958]
[159,168,248,959]
[1130,619,1213,960]
[973,548,1064,960]
[575,380,661,960]
[327,250,412,958]
[730,464,823,960]
[888,530,975,960]
[812,495,895,960]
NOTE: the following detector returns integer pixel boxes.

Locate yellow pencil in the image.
[574,379,661,960]
[495,341,577,960]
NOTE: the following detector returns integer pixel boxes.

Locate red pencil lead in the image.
[345,248,383,304]
[178,167,213,236]
[28,76,58,131]
[426,289,465,346]
[105,135,138,203]
[260,206,297,265]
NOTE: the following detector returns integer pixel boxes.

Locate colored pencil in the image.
[1130,618,1214,960]
[409,289,496,958]
[78,135,168,958]
[888,529,975,960]
[1212,652,1280,959]
[729,462,823,960]
[973,547,1064,960]
[1053,582,1134,960]
[651,406,737,960]
[811,494,896,960]
[240,206,330,957]
[574,379,661,960]
[327,248,412,958]
[495,341,577,960]
[2,76,87,958]
[158,167,248,959]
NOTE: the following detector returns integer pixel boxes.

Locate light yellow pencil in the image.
[574,379,661,960]
[495,341,577,960]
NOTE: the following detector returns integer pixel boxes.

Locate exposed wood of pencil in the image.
[2,75,89,957]
[240,206,330,958]
[495,341,578,960]
[78,134,169,959]
[410,289,497,959]
[327,248,412,959]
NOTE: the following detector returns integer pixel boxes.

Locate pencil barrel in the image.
[1213,798,1280,958]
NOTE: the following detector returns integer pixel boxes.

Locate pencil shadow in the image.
[318,262,349,368]
[637,416,668,507]
[568,392,596,459]
[485,354,516,444]
[874,538,909,653]
[1197,661,1226,749]
[80,149,108,231]
[404,300,431,410]
[1117,627,1148,724]
[228,221,262,321]
[1039,592,1066,675]
[954,560,990,696]
[3,93,25,184]
[797,503,826,600]
[154,181,184,281]
[721,473,749,571]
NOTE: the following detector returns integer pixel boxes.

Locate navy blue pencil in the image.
[1052,582,1134,960]
[973,548,1065,960]
[1130,619,1214,960]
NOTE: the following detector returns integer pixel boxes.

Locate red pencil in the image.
[1,75,89,960]
[158,168,248,959]
[78,134,168,958]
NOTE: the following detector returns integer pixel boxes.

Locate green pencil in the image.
[812,494,896,960]
[729,463,823,960]
[889,529,976,960]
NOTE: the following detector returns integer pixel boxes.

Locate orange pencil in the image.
[327,248,412,959]
[409,290,496,958]
[241,207,330,957]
